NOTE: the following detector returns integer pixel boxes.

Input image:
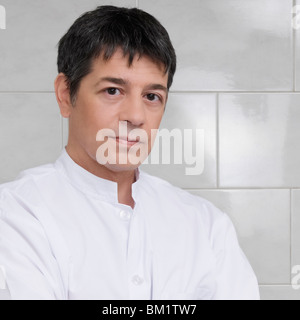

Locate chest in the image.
[52,198,217,300]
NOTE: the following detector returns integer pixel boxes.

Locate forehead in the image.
[89,49,168,82]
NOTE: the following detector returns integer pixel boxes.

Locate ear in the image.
[54,73,73,118]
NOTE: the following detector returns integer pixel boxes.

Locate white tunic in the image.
[0,149,259,300]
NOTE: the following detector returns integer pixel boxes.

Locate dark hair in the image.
[57,6,177,104]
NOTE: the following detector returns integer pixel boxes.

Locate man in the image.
[0,6,259,300]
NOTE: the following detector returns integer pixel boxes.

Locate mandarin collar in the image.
[54,148,142,205]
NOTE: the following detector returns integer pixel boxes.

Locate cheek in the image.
[151,111,165,129]
[76,99,112,132]
[145,113,164,146]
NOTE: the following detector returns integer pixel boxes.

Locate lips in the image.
[117,136,140,142]
[115,136,140,146]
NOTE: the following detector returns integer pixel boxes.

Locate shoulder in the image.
[139,171,238,254]
[139,170,219,207]
[139,170,227,226]
[0,161,71,256]
[0,163,57,213]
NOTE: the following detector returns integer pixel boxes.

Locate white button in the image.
[132,275,144,286]
[119,210,131,221]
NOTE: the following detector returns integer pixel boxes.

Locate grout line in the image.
[293,0,297,92]
[184,187,298,191]
[216,94,220,189]
[136,0,139,8]
[169,91,300,94]
[0,91,300,94]
[290,189,293,284]
[0,91,55,94]
[259,284,294,287]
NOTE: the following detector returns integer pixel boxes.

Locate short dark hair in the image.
[57,5,177,104]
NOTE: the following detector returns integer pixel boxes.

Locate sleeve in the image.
[210,212,260,300]
[0,196,67,300]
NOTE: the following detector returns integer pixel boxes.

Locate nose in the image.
[119,95,146,128]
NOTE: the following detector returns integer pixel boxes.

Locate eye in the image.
[105,88,121,96]
[146,93,161,102]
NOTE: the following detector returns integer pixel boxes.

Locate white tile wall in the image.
[139,0,294,91]
[0,0,298,300]
[190,189,291,285]
[62,117,69,148]
[259,286,300,300]
[0,0,136,91]
[219,94,300,188]
[141,93,216,188]
[0,93,61,183]
[292,190,300,268]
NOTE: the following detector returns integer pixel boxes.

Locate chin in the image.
[103,163,141,173]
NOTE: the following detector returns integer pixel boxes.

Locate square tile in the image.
[292,190,300,267]
[0,0,136,91]
[260,286,300,300]
[140,0,293,91]
[219,94,300,187]
[141,93,217,188]
[190,189,291,284]
[0,93,62,183]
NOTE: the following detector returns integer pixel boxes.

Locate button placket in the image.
[119,210,131,221]
[126,207,153,299]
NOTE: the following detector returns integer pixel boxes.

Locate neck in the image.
[65,144,136,209]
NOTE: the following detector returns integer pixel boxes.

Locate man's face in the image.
[67,49,168,172]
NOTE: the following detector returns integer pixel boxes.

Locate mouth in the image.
[115,136,141,147]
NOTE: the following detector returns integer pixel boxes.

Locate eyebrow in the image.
[145,84,168,93]
[94,77,168,93]
[95,77,127,87]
